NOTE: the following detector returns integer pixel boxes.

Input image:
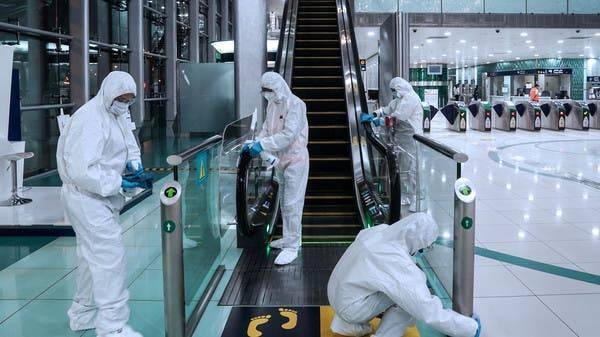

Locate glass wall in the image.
[355,0,600,13]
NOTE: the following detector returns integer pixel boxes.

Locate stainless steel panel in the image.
[378,14,397,106]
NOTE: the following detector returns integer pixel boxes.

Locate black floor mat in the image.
[219,245,348,306]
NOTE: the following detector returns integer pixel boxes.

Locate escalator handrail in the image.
[336,0,402,224]
[413,134,469,163]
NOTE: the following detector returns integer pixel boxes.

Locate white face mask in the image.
[392,91,400,99]
[110,101,129,116]
[262,91,277,102]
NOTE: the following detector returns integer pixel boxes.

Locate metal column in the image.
[221,0,230,40]
[398,12,410,80]
[190,0,201,63]
[160,181,185,337]
[207,0,217,62]
[128,0,145,138]
[69,0,90,109]
[234,0,266,120]
[166,0,178,137]
[452,177,476,316]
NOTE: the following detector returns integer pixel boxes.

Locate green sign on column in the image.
[163,220,176,233]
[461,217,473,230]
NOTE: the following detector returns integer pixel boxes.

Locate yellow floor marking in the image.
[319,306,420,337]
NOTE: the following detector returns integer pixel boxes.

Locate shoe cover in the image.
[70,317,95,332]
[274,249,298,265]
[183,235,197,249]
[270,238,288,250]
[401,197,411,206]
[331,314,372,336]
[98,325,143,337]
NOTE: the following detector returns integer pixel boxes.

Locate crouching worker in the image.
[327,213,481,337]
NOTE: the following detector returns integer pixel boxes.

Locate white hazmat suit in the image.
[56,71,142,337]
[328,213,478,337]
[375,77,423,211]
[258,72,309,265]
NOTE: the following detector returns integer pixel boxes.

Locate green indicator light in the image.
[163,220,176,233]
[461,217,473,230]
[164,187,178,198]
[459,185,472,196]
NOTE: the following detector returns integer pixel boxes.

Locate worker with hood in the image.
[56,71,144,337]
[328,213,481,337]
[362,77,423,211]
[244,72,309,265]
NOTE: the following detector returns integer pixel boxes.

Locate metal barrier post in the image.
[452,177,476,316]
[160,181,185,337]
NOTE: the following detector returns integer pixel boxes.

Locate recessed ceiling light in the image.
[558,51,562,53]
[520,32,528,37]
[500,59,504,62]
[421,59,426,62]
[516,57,521,60]
[529,46,536,49]
[426,39,433,43]
[459,39,466,43]
[368,31,376,37]
[595,33,600,36]
[507,50,512,53]
[472,46,478,49]
[444,32,452,36]
[486,61,490,64]
[585,46,591,49]
[456,50,461,53]
[525,40,532,44]
[557,40,564,43]
[534,54,539,57]
[580,54,585,57]
[431,57,437,60]
[488,53,494,57]
[413,45,419,49]
[442,54,447,57]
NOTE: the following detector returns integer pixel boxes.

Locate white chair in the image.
[0,152,34,206]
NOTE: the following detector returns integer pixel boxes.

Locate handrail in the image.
[337,0,402,224]
[275,0,298,83]
[167,135,223,165]
[413,134,469,163]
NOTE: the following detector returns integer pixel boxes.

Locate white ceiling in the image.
[412,27,600,68]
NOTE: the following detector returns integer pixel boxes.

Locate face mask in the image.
[110,101,129,116]
[262,91,276,102]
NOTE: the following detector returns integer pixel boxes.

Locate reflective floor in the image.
[1,121,599,337]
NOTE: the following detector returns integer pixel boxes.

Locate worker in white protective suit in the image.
[362,77,423,212]
[245,72,309,265]
[56,71,144,337]
[328,213,481,337]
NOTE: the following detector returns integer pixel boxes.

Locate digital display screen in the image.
[427,64,443,75]
[459,185,472,196]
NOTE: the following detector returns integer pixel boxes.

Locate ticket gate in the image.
[422,102,439,132]
[468,101,492,131]
[539,101,566,131]
[515,101,542,131]
[441,102,467,132]
[562,100,590,131]
[492,101,517,131]
[587,100,600,129]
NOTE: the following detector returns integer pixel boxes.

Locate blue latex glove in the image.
[249,141,263,157]
[373,117,382,127]
[126,160,144,176]
[360,113,374,123]
[121,177,143,189]
[472,314,481,337]
[242,142,251,153]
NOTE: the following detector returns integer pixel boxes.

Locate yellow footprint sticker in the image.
[247,315,271,337]
[279,308,298,330]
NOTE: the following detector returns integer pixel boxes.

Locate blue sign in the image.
[196,150,209,186]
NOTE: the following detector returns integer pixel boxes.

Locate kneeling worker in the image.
[328,213,481,337]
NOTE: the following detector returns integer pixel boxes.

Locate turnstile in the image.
[492,101,517,131]
[562,100,590,130]
[422,102,439,132]
[515,101,542,131]
[441,103,467,132]
[587,100,600,129]
[540,101,566,131]
[468,101,491,132]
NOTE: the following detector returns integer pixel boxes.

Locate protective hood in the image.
[261,72,291,103]
[98,71,136,112]
[389,77,415,99]
[384,213,439,255]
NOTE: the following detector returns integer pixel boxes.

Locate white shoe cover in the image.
[98,325,143,337]
[331,314,372,336]
[274,249,298,265]
[183,236,198,249]
[70,318,95,332]
[270,238,288,250]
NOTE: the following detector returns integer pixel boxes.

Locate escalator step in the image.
[296,32,339,40]
[294,56,341,66]
[293,76,342,86]
[295,40,339,48]
[294,48,340,57]
[301,214,360,225]
[294,86,345,99]
[306,112,348,125]
[304,98,346,111]
[297,12,338,18]
[297,25,339,32]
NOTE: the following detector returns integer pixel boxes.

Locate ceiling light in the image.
[558,51,562,53]
[557,40,564,44]
[520,32,528,37]
[474,56,479,59]
[431,57,437,60]
[421,59,426,63]
[525,40,532,44]
[529,46,536,49]
[442,54,447,56]
[486,61,490,64]
[426,39,433,43]
[516,57,521,60]
[580,54,585,57]
[211,40,235,53]
[507,50,512,53]
[534,54,539,57]
[585,46,591,49]
[459,39,466,43]
[456,50,461,53]
[444,31,452,36]
[472,46,478,49]
[500,59,504,62]
[595,33,600,36]
[413,45,419,49]
[488,53,494,57]
[367,31,375,37]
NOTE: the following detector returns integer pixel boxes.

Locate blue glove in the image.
[472,314,481,337]
[249,141,263,157]
[242,142,251,153]
[126,160,144,176]
[360,113,374,123]
[121,177,143,189]
[373,117,382,127]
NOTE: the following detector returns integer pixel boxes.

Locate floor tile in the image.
[507,265,600,295]
[473,296,577,337]
[475,224,538,243]
[0,268,71,300]
[499,209,566,225]
[539,294,600,337]
[0,300,29,323]
[520,223,592,241]
[545,241,600,263]
[192,301,231,337]
[128,269,164,301]
[0,299,84,337]
[7,246,78,269]
[484,242,571,264]
[474,266,532,297]
[575,262,600,275]
[475,210,514,226]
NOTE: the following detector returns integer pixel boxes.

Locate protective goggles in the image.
[260,87,274,93]
[115,96,136,105]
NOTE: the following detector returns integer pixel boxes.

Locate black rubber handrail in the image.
[167,135,223,164]
[413,134,469,163]
[235,151,254,236]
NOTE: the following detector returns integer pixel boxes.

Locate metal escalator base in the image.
[219,245,348,306]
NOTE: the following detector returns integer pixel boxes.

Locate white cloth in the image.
[328,213,478,337]
[56,71,140,336]
[258,72,309,251]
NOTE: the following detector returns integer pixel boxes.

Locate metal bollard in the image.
[452,177,476,317]
[160,181,185,337]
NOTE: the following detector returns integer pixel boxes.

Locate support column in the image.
[69,0,90,109]
[190,0,200,63]
[398,12,410,80]
[207,0,217,62]
[128,0,145,137]
[221,0,229,40]
[234,0,266,120]
[166,0,178,137]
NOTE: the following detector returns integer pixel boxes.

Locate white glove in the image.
[373,108,385,118]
